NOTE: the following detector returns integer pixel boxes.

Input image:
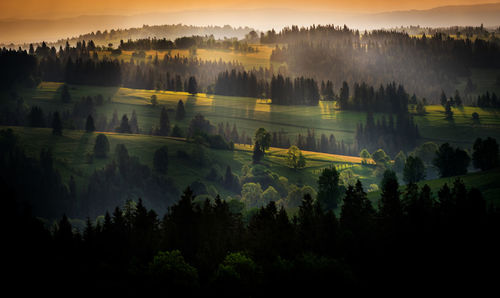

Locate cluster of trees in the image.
[0,48,40,90]
[214,70,267,98]
[355,112,420,155]
[23,41,247,91]
[265,25,500,100]
[0,129,73,217]
[395,24,497,40]
[6,167,500,294]
[392,137,498,182]
[118,36,258,53]
[46,24,253,48]
[270,74,320,105]
[337,81,411,113]
[216,121,252,146]
[476,91,499,108]
[85,135,179,217]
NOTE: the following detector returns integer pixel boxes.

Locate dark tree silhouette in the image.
[118,114,131,133]
[473,137,499,171]
[85,115,95,132]
[175,100,186,121]
[61,84,71,103]
[403,156,426,184]
[157,107,170,136]
[154,146,169,174]
[316,166,342,210]
[52,111,62,136]
[433,143,470,177]
[94,134,110,158]
[187,76,198,95]
[252,128,271,163]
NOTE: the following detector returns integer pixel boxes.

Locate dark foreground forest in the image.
[3,126,500,295]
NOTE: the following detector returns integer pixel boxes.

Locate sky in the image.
[0,0,497,19]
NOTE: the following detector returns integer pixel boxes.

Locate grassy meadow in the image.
[96,44,282,70]
[2,126,377,201]
[19,82,500,151]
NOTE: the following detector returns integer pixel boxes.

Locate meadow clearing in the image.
[19,82,500,150]
[2,126,375,201]
[96,44,283,70]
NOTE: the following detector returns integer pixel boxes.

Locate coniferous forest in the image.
[2,1,500,295]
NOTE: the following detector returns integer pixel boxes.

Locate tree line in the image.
[118,36,258,53]
[5,166,500,294]
[265,25,500,101]
[14,41,249,91]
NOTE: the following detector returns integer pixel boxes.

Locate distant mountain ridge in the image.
[1,2,499,44]
[364,2,500,29]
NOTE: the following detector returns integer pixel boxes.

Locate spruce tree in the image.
[94,134,110,158]
[158,107,170,136]
[85,115,95,132]
[153,146,169,174]
[187,76,198,95]
[317,166,341,210]
[61,84,71,103]
[175,100,186,121]
[118,114,131,133]
[130,110,139,133]
[52,111,63,136]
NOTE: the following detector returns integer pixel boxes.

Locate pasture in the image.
[19,82,500,156]
[96,44,281,70]
[1,126,377,201]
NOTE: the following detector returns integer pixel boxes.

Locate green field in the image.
[97,44,282,70]
[19,82,500,152]
[2,126,377,201]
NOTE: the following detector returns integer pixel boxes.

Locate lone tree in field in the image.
[286,145,306,169]
[153,146,169,174]
[151,95,158,107]
[444,101,454,120]
[158,107,170,136]
[187,76,198,95]
[252,128,271,163]
[440,90,447,106]
[61,84,71,103]
[130,110,139,134]
[472,137,499,171]
[175,100,186,121]
[94,134,110,158]
[317,166,341,210]
[372,149,390,166]
[338,81,349,109]
[359,149,371,164]
[403,155,426,184]
[85,115,95,132]
[52,111,62,136]
[118,114,131,133]
[454,90,462,106]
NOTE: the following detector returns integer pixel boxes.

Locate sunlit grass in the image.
[19,82,500,152]
[95,44,280,70]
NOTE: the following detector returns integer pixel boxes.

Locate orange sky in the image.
[0,0,496,19]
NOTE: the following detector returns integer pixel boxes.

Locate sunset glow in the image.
[1,0,497,19]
